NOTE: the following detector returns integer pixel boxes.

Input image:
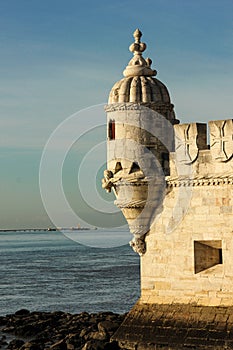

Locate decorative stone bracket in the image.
[102,169,163,256]
[129,235,146,256]
[101,170,116,193]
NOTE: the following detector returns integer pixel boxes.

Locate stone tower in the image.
[103,30,233,349]
[102,29,179,255]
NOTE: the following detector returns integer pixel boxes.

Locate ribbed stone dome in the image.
[107,29,178,124]
[108,76,171,104]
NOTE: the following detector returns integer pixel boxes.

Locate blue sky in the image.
[1,0,232,228]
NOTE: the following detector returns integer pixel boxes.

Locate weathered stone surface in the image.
[209,119,233,162]
[112,302,233,349]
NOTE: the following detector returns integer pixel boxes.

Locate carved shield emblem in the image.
[174,123,201,164]
[209,119,233,162]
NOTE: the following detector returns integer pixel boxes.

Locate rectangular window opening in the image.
[194,240,223,274]
[108,120,115,140]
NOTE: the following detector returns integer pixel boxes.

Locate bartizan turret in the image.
[102,29,179,255]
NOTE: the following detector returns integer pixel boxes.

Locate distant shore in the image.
[0,227,91,233]
[0,309,126,350]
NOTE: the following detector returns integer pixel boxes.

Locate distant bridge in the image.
[0,227,91,233]
[0,228,57,232]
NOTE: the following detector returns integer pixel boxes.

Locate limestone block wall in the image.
[141,119,233,306]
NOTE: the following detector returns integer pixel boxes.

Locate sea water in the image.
[0,229,140,316]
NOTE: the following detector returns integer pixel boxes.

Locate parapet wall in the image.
[139,118,233,308]
[169,119,233,181]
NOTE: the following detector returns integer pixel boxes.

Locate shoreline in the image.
[0,309,126,350]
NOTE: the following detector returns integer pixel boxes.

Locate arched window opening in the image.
[108,120,115,140]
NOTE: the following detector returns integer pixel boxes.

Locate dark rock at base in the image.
[66,333,82,349]
[0,334,7,346]
[82,340,106,350]
[20,341,42,350]
[87,331,108,341]
[0,310,125,350]
[14,309,30,316]
[0,317,8,327]
[2,326,15,333]
[15,323,38,337]
[98,321,120,334]
[7,339,25,349]
[49,339,67,349]
[104,341,121,350]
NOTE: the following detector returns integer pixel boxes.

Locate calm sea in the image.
[0,229,140,316]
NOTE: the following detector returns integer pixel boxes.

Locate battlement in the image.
[168,119,233,182]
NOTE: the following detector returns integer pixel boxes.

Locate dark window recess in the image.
[129,162,140,174]
[161,152,170,176]
[115,162,122,173]
[161,152,169,167]
[108,120,115,140]
[147,146,154,153]
[194,240,223,274]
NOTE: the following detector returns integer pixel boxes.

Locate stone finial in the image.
[129,29,146,54]
[123,29,157,78]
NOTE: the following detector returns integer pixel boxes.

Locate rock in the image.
[0,341,8,347]
[87,331,108,341]
[66,333,81,349]
[104,341,120,350]
[7,339,25,349]
[2,326,15,332]
[98,321,120,334]
[0,310,125,350]
[15,323,37,337]
[0,316,7,326]
[66,345,74,350]
[14,309,30,316]
[82,340,105,350]
[20,341,41,350]
[0,335,7,346]
[79,325,95,339]
[49,339,67,350]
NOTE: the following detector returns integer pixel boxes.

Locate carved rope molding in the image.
[104,101,174,113]
[114,199,158,209]
[166,174,233,187]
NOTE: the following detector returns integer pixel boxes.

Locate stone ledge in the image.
[112,301,233,349]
